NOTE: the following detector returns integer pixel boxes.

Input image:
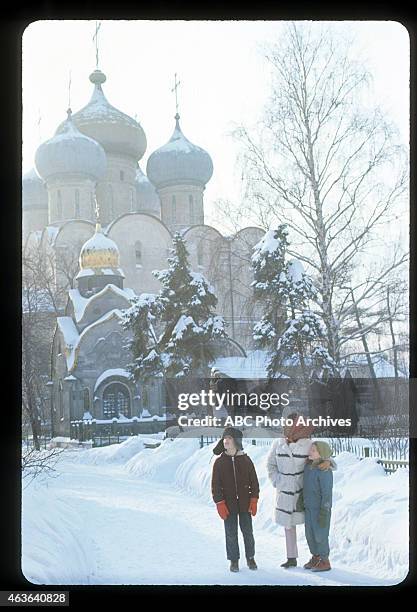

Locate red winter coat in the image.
[211,451,260,514]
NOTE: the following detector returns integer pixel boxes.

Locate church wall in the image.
[184,225,266,349]
[107,213,172,295]
[71,316,128,374]
[158,184,204,232]
[95,154,137,225]
[46,177,97,225]
[230,227,266,349]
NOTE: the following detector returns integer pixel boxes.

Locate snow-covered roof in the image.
[212,350,272,379]
[94,368,132,392]
[57,317,79,354]
[146,114,213,189]
[67,308,127,371]
[68,284,135,323]
[75,267,126,279]
[342,354,407,378]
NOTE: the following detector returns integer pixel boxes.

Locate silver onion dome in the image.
[146,114,213,189]
[35,109,107,181]
[57,70,147,161]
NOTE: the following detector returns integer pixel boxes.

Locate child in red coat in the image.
[211,427,260,572]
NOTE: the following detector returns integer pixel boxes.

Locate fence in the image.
[70,418,172,446]
[198,435,409,474]
[22,434,52,451]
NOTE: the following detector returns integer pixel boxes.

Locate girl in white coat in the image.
[266,411,332,568]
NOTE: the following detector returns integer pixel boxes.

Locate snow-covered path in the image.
[43,458,393,586]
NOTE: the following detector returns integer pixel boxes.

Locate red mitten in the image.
[249,497,258,516]
[216,500,230,520]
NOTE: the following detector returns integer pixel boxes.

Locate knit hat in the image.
[313,440,332,460]
[213,427,243,455]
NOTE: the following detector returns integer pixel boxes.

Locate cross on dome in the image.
[171,73,181,116]
[93,21,102,69]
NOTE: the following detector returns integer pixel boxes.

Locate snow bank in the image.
[61,434,163,465]
[328,452,408,581]
[22,480,98,585]
[125,437,200,483]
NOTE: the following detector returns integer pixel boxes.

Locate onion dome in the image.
[35,109,106,181]
[22,168,48,209]
[135,165,161,215]
[146,114,213,189]
[78,223,120,271]
[58,70,146,161]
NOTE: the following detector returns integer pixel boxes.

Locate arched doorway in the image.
[102,382,131,419]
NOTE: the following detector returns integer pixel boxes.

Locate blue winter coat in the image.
[302,461,333,512]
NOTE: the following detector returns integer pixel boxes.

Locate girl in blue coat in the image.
[297,441,334,572]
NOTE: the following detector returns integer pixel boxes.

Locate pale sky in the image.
[22,20,409,228]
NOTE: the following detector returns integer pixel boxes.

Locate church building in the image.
[23,66,265,436]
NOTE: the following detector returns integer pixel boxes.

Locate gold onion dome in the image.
[79,223,120,270]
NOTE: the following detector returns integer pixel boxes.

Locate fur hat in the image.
[213,427,243,455]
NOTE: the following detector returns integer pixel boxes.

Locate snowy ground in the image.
[22,435,409,586]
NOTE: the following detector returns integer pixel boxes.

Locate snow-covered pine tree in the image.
[251,225,338,382]
[123,233,226,381]
[122,293,164,382]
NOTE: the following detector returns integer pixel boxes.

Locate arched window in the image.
[130,190,135,212]
[172,195,177,224]
[109,185,114,220]
[103,382,131,419]
[197,241,204,266]
[75,189,80,218]
[135,240,142,265]
[189,194,194,224]
[57,190,62,219]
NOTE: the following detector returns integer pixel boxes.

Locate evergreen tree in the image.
[123,233,226,381]
[251,225,337,381]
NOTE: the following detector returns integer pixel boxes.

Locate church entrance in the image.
[103,382,131,419]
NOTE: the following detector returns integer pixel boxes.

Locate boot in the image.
[247,557,258,570]
[311,557,331,572]
[230,560,239,572]
[303,555,320,569]
[281,558,297,568]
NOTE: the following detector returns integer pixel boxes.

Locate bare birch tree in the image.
[229,22,408,365]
